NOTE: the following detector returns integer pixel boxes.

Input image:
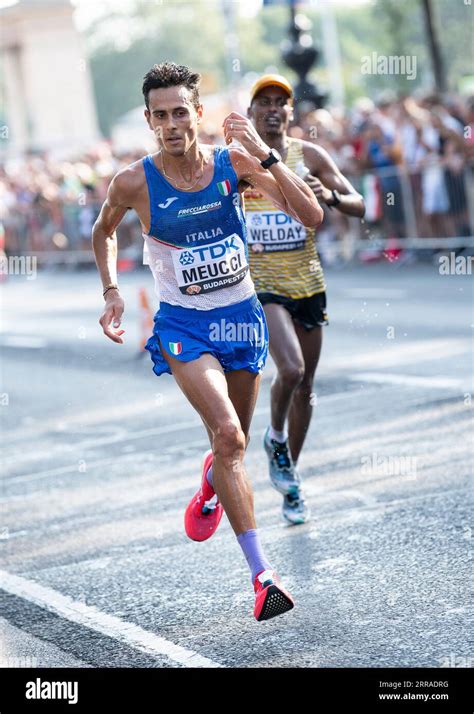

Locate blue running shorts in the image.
[145,293,269,377]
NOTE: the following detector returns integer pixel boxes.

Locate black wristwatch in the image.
[328,189,342,207]
[260,148,281,169]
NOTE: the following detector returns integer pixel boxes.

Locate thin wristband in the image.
[328,189,341,207]
[103,284,119,297]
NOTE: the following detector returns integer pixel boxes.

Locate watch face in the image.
[272,149,282,162]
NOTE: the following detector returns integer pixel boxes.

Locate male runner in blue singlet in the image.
[92,63,323,621]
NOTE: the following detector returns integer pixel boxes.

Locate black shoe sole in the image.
[257,585,295,621]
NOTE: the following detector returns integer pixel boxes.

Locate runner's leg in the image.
[225,368,276,582]
[199,368,258,499]
[225,368,260,445]
[159,347,256,535]
[200,417,214,488]
[263,303,304,433]
[201,417,214,448]
[287,324,323,464]
[201,366,257,450]
[162,348,277,590]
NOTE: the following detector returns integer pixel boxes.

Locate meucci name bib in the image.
[171,234,248,295]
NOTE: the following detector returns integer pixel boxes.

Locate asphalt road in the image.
[0,260,472,669]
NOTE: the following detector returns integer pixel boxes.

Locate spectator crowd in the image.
[1,91,473,263]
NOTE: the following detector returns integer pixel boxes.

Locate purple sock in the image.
[206,466,213,489]
[237,529,272,584]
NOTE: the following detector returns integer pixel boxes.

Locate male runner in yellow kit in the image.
[245,75,365,524]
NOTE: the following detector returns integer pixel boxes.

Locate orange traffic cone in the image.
[138,287,154,352]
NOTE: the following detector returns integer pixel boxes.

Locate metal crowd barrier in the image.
[3,162,473,266]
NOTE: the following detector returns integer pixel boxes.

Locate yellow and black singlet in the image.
[244,138,326,299]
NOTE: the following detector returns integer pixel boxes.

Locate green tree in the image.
[84,0,473,137]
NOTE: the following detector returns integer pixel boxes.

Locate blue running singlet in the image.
[142,145,255,310]
[142,145,268,376]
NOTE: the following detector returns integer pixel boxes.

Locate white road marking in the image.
[2,393,467,489]
[0,569,222,668]
[259,486,470,541]
[0,336,47,348]
[5,338,467,445]
[326,488,378,508]
[3,436,210,485]
[1,417,204,465]
[328,338,470,370]
[2,530,28,539]
[313,556,356,572]
[2,397,179,444]
[1,389,384,479]
[341,288,407,299]
[350,372,470,390]
[1,391,379,467]
[318,398,469,449]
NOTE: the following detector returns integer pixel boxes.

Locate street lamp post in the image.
[280,0,326,120]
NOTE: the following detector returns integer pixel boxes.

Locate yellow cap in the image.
[249,74,293,103]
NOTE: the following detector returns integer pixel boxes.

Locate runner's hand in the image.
[304,175,333,204]
[100,293,125,344]
[222,112,270,162]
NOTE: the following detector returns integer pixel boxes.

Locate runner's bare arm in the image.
[92,172,132,344]
[302,142,365,218]
[92,173,132,288]
[223,113,323,227]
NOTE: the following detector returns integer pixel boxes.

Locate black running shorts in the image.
[257,291,328,331]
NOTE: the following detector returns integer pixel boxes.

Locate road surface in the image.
[1,261,472,669]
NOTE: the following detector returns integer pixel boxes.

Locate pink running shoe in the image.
[253,569,295,622]
[184,450,224,542]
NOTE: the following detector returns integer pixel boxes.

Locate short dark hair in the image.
[142,62,201,110]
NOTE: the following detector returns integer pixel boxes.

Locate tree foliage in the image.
[83,0,473,137]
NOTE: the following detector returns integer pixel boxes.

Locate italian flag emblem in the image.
[217,179,231,196]
[168,341,182,355]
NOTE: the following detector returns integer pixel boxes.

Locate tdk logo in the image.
[179,251,195,266]
[179,237,240,266]
[251,212,294,225]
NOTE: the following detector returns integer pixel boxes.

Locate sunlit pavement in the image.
[1,261,472,668]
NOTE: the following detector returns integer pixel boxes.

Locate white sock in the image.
[269,426,287,443]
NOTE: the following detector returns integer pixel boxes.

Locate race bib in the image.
[171,233,248,295]
[247,210,306,253]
